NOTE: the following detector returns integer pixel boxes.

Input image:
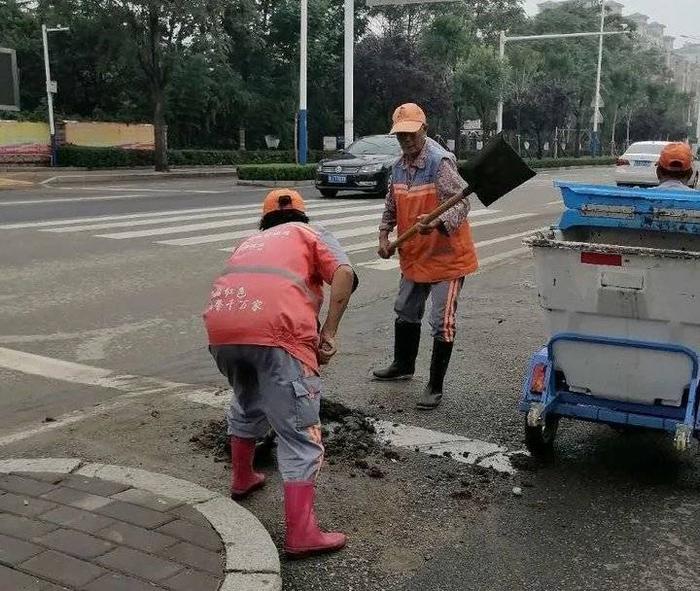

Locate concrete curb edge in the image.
[0,457,282,591]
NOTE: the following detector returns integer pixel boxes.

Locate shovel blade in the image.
[462,133,536,207]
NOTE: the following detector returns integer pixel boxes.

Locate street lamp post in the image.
[41,24,69,167]
[344,0,354,149]
[695,79,700,148]
[298,0,308,165]
[591,0,606,157]
[496,28,629,145]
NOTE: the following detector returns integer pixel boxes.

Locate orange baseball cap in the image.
[658,142,694,172]
[389,103,427,134]
[262,189,306,216]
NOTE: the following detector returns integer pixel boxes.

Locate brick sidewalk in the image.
[0,471,224,590]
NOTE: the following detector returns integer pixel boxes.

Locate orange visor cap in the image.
[262,189,306,216]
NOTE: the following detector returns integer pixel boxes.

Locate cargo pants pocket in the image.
[292,375,322,429]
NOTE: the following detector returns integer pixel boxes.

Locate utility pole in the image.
[344,0,354,149]
[298,0,308,165]
[695,80,700,149]
[591,0,606,157]
[496,27,629,139]
[41,24,69,167]
[496,30,505,134]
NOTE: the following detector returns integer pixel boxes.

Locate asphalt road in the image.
[2,169,699,591]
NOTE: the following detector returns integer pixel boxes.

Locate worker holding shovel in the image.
[374,103,479,410]
[374,103,535,410]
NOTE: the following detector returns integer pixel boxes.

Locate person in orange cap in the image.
[374,103,479,410]
[654,142,697,191]
[203,188,358,557]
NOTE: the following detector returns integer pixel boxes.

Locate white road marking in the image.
[343,240,384,254]
[0,347,522,473]
[0,194,149,206]
[470,213,537,227]
[216,210,499,254]
[55,186,235,194]
[474,227,549,248]
[209,212,529,254]
[372,420,519,474]
[161,218,384,247]
[0,198,354,230]
[475,247,530,268]
[94,207,386,240]
[46,203,385,234]
[165,387,522,474]
[0,346,219,447]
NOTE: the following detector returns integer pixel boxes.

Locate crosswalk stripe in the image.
[157,216,388,247]
[470,213,536,227]
[100,211,384,240]
[48,203,386,234]
[475,227,548,248]
[0,198,356,230]
[343,240,383,253]
[0,194,148,206]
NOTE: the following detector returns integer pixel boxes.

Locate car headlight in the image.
[316,162,324,171]
[359,163,383,174]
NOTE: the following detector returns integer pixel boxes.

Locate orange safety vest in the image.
[203,223,339,374]
[393,140,478,283]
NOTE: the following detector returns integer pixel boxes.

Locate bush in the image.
[57,145,154,168]
[527,157,616,169]
[237,164,317,181]
[56,145,325,168]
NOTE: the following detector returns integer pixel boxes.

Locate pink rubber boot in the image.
[283,480,347,557]
[230,436,266,499]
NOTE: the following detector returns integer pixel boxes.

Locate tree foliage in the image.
[0,0,692,161]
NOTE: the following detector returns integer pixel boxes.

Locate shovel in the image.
[390,133,536,250]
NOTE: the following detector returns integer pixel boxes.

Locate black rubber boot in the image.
[373,321,421,381]
[416,339,454,410]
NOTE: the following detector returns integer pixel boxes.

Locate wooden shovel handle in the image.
[389,187,473,250]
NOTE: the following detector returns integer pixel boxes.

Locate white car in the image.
[615,141,699,188]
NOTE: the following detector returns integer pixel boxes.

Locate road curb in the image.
[0,457,282,591]
[236,179,316,188]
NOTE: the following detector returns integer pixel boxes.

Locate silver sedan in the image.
[615,141,699,188]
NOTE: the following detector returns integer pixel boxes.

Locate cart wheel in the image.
[524,415,559,456]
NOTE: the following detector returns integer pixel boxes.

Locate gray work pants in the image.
[209,344,323,482]
[394,276,465,342]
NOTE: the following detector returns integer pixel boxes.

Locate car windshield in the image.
[626,143,666,156]
[347,136,402,157]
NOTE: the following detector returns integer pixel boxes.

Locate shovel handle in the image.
[389,187,473,250]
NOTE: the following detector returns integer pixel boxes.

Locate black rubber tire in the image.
[524,415,560,457]
[319,189,338,198]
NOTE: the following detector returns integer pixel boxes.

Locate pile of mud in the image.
[189,398,383,462]
[189,418,230,462]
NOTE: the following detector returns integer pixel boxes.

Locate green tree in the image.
[94,0,225,170]
[454,45,508,140]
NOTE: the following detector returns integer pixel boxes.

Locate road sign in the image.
[367,0,457,6]
[49,80,57,94]
[591,94,605,108]
[0,48,20,111]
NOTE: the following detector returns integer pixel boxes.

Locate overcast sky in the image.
[522,0,700,44]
